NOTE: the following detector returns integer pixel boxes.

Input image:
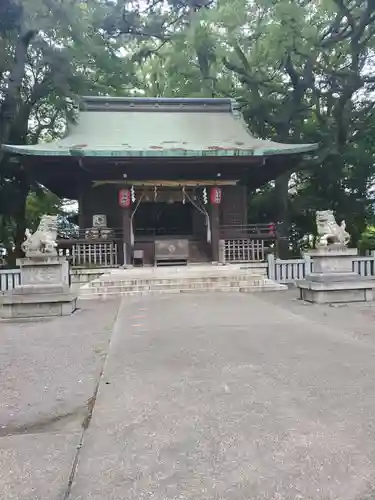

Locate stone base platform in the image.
[297,275,375,304]
[1,291,77,319]
[0,256,77,319]
[297,246,375,304]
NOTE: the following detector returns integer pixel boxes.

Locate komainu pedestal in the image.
[297,246,375,304]
[0,257,77,319]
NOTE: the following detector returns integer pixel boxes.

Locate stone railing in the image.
[267,253,375,284]
[0,268,21,292]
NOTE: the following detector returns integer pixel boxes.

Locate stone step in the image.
[79,286,282,299]
[82,276,265,290]
[87,273,266,288]
[81,282,262,295]
[79,278,285,299]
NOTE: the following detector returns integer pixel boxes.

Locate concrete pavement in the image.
[0,299,121,500]
[69,293,375,500]
[2,292,375,499]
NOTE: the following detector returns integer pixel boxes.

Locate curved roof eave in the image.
[1,143,318,158]
[1,96,319,159]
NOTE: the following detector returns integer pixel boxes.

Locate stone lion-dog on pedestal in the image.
[316,210,350,247]
[21,214,58,257]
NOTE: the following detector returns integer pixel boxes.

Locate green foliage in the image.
[359,226,375,254]
[25,189,62,232]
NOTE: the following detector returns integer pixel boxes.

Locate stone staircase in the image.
[79,264,286,299]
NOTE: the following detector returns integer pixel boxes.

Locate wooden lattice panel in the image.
[224,239,265,262]
[72,242,118,267]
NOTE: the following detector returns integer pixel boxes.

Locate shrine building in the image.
[2,96,317,267]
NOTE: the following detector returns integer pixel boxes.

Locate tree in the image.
[0,0,138,263]
[210,0,375,254]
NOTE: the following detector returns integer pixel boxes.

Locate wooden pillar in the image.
[78,189,90,229]
[78,194,84,229]
[210,203,220,262]
[121,208,132,265]
[242,185,248,226]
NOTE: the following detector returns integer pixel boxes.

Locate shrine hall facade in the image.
[2,96,317,266]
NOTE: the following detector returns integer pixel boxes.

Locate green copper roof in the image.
[2,97,318,158]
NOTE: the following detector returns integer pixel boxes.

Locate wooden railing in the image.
[217,223,276,262]
[58,227,121,267]
[55,223,277,267]
[220,239,266,262]
[59,227,123,241]
[58,242,118,267]
[219,223,276,240]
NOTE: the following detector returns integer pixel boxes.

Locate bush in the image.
[358,226,375,254]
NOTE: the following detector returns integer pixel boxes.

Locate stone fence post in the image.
[267,253,275,280]
[303,254,312,275]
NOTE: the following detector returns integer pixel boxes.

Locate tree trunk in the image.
[275,171,291,259]
[0,17,36,164]
[6,170,29,266]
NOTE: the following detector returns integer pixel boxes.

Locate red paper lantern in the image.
[118,188,131,208]
[210,187,222,205]
[268,223,276,236]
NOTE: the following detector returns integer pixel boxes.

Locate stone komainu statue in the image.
[316,210,350,247]
[21,215,58,257]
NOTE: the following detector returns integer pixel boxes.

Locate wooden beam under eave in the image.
[92,179,239,188]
